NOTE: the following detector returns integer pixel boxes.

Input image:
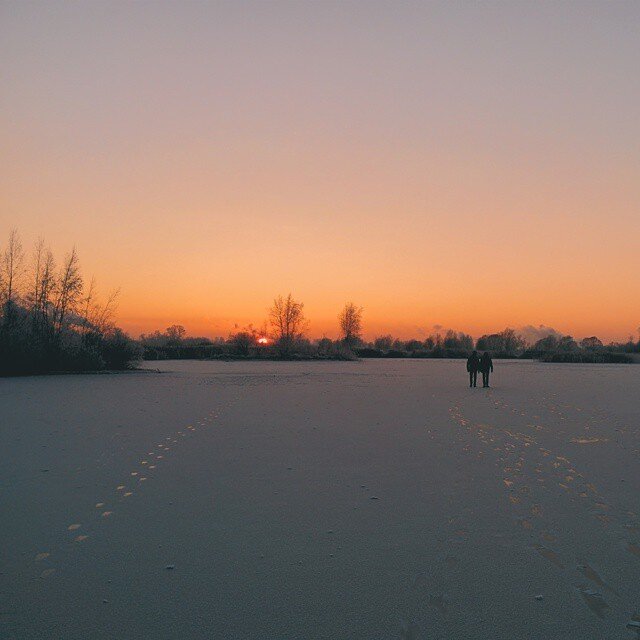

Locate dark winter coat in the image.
[479,353,493,373]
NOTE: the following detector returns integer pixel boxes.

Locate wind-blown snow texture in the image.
[1,360,639,639]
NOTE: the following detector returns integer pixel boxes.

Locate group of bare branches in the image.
[268,294,363,355]
[0,229,136,373]
[0,229,118,339]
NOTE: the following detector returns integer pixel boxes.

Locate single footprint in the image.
[626,614,640,637]
[533,545,564,569]
[578,587,609,618]
[577,561,619,596]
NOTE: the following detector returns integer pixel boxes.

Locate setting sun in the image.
[2,2,638,343]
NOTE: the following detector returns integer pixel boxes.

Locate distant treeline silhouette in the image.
[2,229,637,374]
[140,296,639,364]
[0,230,141,375]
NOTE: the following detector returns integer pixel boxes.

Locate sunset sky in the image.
[2,1,639,342]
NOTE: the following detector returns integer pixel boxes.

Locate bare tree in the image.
[269,293,306,355]
[35,246,57,336]
[53,247,83,338]
[28,238,51,337]
[1,229,25,323]
[165,324,186,345]
[228,325,258,356]
[339,302,363,348]
[79,276,97,336]
[0,230,139,374]
[79,277,120,336]
[374,335,393,351]
[28,238,45,314]
[580,336,603,350]
[94,288,120,334]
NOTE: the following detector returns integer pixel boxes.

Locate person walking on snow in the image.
[480,352,494,388]
[466,350,480,388]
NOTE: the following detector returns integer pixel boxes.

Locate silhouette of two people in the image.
[466,351,493,388]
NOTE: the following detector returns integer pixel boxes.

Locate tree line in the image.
[3,230,638,372]
[139,294,639,363]
[0,230,141,375]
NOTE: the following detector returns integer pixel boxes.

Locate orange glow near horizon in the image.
[1,3,639,344]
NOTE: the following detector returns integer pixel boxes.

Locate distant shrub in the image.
[356,348,383,358]
[102,329,143,369]
[408,350,431,358]
[373,335,393,351]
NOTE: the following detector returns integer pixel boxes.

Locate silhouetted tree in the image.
[339,302,363,348]
[443,330,457,349]
[580,336,603,350]
[269,293,307,356]
[228,325,260,356]
[28,239,56,345]
[101,328,143,369]
[229,331,254,355]
[374,335,393,351]
[52,247,83,341]
[165,324,186,346]
[444,330,474,351]
[476,328,525,355]
[534,334,559,352]
[0,230,138,374]
[500,328,525,353]
[317,337,333,356]
[557,335,578,352]
[0,229,25,330]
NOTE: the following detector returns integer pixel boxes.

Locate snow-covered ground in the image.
[1,359,639,639]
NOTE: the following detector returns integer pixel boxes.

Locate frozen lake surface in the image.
[1,359,639,639]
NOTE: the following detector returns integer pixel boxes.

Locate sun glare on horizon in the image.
[1,1,638,342]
